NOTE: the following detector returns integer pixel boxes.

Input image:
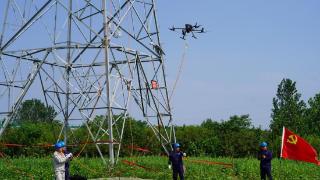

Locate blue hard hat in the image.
[54,141,65,149]
[172,143,180,149]
[260,142,267,147]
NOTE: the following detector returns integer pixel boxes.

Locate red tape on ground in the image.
[127,145,150,153]
[121,160,154,171]
[188,159,233,168]
[1,143,27,147]
[1,142,152,154]
[0,140,117,148]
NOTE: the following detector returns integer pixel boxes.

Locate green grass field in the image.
[0,156,319,179]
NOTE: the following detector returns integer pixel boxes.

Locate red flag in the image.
[281,127,320,165]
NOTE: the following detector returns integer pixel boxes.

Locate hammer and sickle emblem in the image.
[287,135,298,144]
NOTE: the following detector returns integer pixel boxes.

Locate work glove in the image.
[66,153,73,159]
[168,165,172,169]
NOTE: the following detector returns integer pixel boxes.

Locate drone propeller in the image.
[169,26,175,31]
[194,22,201,28]
[194,28,206,33]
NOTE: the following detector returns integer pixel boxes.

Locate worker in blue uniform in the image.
[258,142,273,180]
[64,147,71,180]
[168,143,186,180]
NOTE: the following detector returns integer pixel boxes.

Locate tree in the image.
[14,99,57,124]
[3,121,61,156]
[219,115,254,157]
[306,93,320,135]
[176,125,209,156]
[270,78,306,136]
[222,114,252,131]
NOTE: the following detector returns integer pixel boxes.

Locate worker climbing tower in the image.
[0,0,174,165]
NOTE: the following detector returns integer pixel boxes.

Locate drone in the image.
[169,23,205,40]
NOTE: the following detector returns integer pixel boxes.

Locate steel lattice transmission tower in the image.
[0,0,175,165]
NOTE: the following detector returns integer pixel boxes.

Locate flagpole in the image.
[279,126,285,180]
[280,126,285,158]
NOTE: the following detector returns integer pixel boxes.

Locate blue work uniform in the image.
[168,151,184,180]
[64,150,70,180]
[258,150,273,180]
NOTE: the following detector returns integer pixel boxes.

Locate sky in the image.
[155,0,320,128]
